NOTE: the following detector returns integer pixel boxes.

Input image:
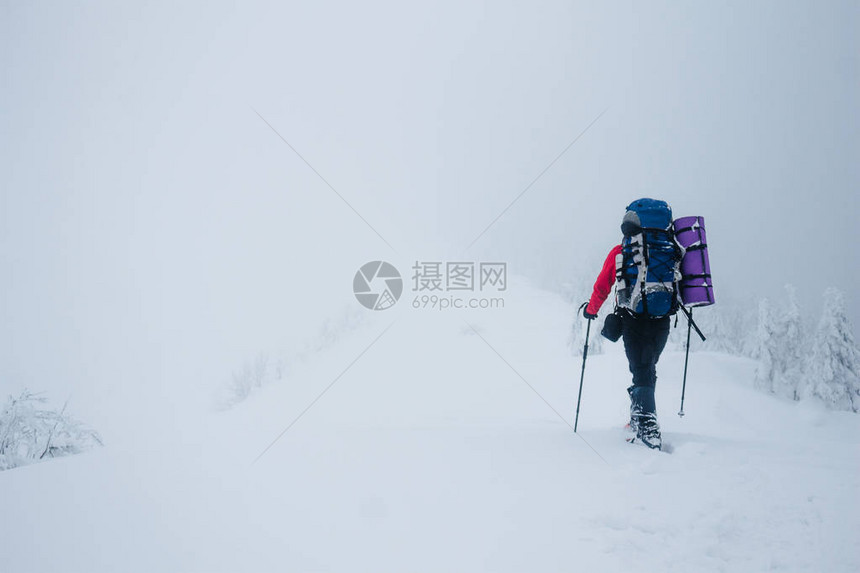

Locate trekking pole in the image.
[574,303,592,432]
[678,306,706,417]
[678,307,693,417]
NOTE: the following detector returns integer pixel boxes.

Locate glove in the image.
[583,306,598,320]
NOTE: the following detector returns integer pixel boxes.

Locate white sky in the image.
[1,1,857,408]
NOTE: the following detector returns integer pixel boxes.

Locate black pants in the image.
[622,313,670,416]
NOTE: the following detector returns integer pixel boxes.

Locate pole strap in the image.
[679,305,707,342]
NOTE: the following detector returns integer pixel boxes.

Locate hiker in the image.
[582,198,681,450]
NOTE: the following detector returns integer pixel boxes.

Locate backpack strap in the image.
[684,243,707,252]
[640,237,650,316]
[673,224,699,234]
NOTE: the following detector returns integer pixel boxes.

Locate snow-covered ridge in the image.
[1,281,857,572]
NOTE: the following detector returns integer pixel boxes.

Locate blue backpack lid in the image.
[623,198,672,232]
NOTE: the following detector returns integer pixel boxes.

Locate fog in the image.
[2,1,857,434]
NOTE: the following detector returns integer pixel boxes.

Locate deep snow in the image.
[1,279,858,572]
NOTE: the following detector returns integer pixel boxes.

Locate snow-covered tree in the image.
[752,286,805,399]
[665,293,757,357]
[805,288,860,412]
[753,298,778,393]
[772,285,804,399]
[691,305,748,355]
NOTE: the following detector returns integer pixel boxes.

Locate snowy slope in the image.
[1,279,858,573]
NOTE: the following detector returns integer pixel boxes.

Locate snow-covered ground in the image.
[2,279,858,572]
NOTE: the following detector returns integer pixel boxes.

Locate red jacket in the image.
[586,245,622,315]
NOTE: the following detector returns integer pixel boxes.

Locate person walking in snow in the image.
[582,199,681,450]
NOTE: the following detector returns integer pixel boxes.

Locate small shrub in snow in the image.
[221,306,368,408]
[0,391,102,471]
[298,307,367,359]
[227,352,271,404]
[569,312,603,357]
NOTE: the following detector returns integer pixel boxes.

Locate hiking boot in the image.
[635,412,662,450]
[626,400,640,433]
[625,414,638,434]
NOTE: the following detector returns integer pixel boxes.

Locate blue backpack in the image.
[616,198,682,318]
